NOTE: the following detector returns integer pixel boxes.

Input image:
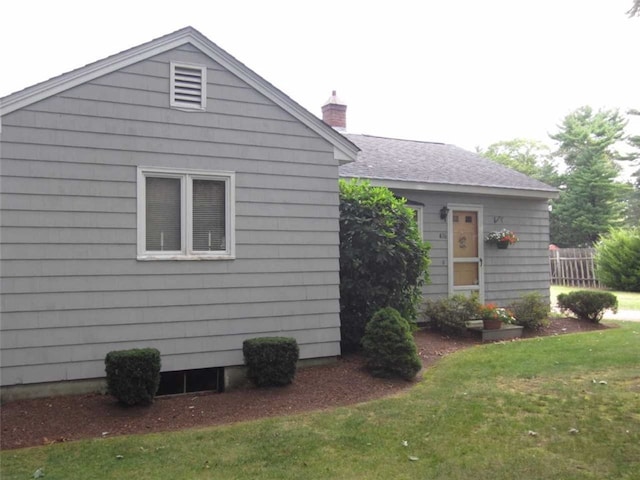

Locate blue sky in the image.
[1,0,638,153]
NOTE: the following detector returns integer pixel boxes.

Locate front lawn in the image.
[2,322,639,479]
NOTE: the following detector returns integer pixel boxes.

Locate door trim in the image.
[446,203,484,302]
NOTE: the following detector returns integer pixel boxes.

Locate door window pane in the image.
[453,211,478,258]
[192,179,226,251]
[146,177,181,251]
[454,262,479,286]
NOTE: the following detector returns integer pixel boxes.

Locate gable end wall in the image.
[0,44,342,388]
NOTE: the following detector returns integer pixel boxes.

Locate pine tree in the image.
[550,107,629,246]
[624,109,640,226]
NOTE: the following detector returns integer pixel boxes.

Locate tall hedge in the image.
[339,179,431,351]
[595,227,640,292]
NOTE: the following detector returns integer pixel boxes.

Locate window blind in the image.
[192,179,226,251]
[146,177,181,251]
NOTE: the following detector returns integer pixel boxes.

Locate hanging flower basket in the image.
[486,229,518,249]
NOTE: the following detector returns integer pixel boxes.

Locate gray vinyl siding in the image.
[0,44,342,386]
[393,190,551,307]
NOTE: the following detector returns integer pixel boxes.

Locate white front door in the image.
[447,206,484,302]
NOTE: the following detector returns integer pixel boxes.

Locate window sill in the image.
[137,254,235,261]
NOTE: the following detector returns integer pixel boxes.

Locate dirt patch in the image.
[0,317,608,450]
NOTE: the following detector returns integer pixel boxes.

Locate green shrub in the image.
[557,290,618,323]
[243,337,299,387]
[508,292,550,330]
[595,227,640,292]
[361,307,422,380]
[339,179,431,351]
[105,348,161,405]
[424,294,479,336]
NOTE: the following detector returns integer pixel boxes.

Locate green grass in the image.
[551,285,640,311]
[3,323,639,479]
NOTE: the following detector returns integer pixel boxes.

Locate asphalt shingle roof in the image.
[339,134,557,195]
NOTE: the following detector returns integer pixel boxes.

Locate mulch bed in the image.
[0,317,608,450]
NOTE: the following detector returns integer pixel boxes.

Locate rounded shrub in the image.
[105,348,161,406]
[339,179,431,351]
[595,227,640,292]
[243,337,299,387]
[508,292,550,330]
[424,294,479,336]
[557,290,618,323]
[361,307,422,380]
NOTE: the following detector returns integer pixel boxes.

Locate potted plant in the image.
[485,229,519,249]
[477,303,516,330]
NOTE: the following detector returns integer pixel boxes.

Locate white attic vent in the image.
[170,62,207,110]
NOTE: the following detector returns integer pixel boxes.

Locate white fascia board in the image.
[341,176,560,200]
[334,147,356,165]
[1,34,191,115]
[0,28,360,165]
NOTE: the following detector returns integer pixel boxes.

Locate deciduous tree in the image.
[478,138,561,187]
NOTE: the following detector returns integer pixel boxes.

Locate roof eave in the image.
[195,32,359,163]
[0,31,192,115]
[0,27,359,164]
[340,176,560,200]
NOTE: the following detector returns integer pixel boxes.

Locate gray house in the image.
[0,27,359,400]
[1,27,557,400]
[322,94,558,306]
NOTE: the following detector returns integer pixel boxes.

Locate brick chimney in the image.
[321,90,347,131]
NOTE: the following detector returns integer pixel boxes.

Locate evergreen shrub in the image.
[361,307,422,380]
[595,227,640,292]
[509,292,550,330]
[557,290,618,323]
[105,348,161,405]
[243,337,299,387]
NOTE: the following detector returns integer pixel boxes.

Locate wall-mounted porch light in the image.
[440,206,450,220]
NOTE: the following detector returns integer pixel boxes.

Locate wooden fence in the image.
[549,248,601,288]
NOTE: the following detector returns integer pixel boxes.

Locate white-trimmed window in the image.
[170,62,207,110]
[137,167,235,260]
